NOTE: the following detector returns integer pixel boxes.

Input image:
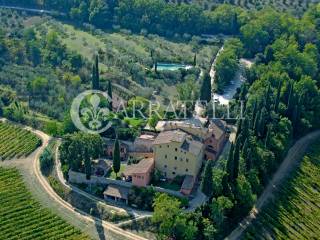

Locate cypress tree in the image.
[240,84,248,101]
[274,80,282,113]
[258,107,266,137]
[253,110,261,135]
[113,138,121,178]
[264,125,272,148]
[242,138,249,157]
[242,118,250,142]
[233,138,241,181]
[251,99,258,129]
[193,53,197,66]
[92,54,100,90]
[107,80,113,111]
[236,118,243,139]
[84,148,91,180]
[265,84,271,111]
[222,173,232,198]
[245,148,252,172]
[226,143,235,182]
[201,160,214,197]
[200,72,212,103]
[286,83,294,116]
[84,157,92,180]
[292,104,299,130]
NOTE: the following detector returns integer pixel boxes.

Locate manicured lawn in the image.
[107,164,126,179]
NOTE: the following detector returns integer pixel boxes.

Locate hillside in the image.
[243,138,320,239]
[0,167,89,240]
[168,0,318,14]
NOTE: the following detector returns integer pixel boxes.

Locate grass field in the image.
[0,167,89,240]
[0,122,41,160]
[242,138,320,239]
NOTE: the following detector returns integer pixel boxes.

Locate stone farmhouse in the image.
[101,119,228,196]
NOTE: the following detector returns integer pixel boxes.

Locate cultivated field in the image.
[242,139,320,239]
[169,0,317,14]
[0,167,89,240]
[0,122,41,160]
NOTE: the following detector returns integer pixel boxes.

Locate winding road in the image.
[0,119,147,240]
[225,130,320,240]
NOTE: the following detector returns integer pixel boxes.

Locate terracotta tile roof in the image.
[181,139,203,156]
[153,130,187,145]
[123,158,154,175]
[103,184,130,200]
[209,119,227,139]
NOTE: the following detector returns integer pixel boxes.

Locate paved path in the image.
[0,120,147,240]
[225,130,320,240]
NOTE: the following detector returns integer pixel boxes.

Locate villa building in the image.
[153,130,204,179]
[123,158,155,187]
[155,119,228,160]
[129,134,155,160]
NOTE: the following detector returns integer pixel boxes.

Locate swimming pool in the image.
[155,63,191,71]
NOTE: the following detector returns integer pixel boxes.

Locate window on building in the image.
[186,158,189,162]
[164,165,167,168]
[159,145,162,148]
[175,148,178,151]
[165,155,167,159]
[186,169,188,172]
[175,156,177,160]
[167,145,169,148]
[172,172,176,175]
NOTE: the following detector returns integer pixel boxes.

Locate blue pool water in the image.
[155,63,190,71]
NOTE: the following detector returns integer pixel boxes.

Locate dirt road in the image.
[225,130,320,240]
[0,122,147,240]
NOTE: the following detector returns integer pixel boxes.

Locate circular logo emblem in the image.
[70,90,112,134]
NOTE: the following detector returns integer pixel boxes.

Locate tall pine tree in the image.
[92,54,100,90]
[227,143,235,182]
[200,72,212,103]
[201,160,214,197]
[107,80,113,111]
[113,138,121,178]
[274,80,282,113]
[233,138,241,182]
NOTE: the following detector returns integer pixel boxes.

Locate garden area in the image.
[106,163,127,180]
[0,122,41,160]
[0,167,89,240]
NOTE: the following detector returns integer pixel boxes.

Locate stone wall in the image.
[68,170,185,198]
[68,170,132,188]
